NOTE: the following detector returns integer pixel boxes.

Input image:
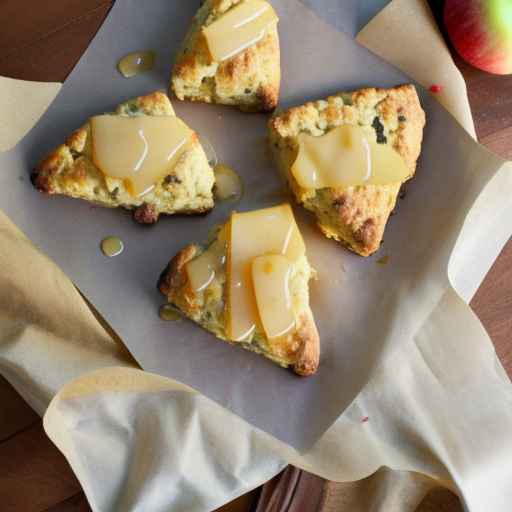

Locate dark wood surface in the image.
[1,1,511,511]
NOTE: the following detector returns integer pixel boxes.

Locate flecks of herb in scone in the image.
[372,117,387,144]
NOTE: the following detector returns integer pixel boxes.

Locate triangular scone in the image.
[268,85,426,256]
[158,208,320,376]
[171,0,280,112]
[32,91,215,224]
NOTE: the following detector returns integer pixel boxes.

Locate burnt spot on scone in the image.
[164,174,182,185]
[332,195,353,218]
[257,85,278,112]
[133,203,159,224]
[398,114,407,123]
[332,196,348,210]
[30,169,41,188]
[157,263,173,295]
[354,218,377,248]
[30,169,53,194]
[70,149,81,160]
[158,244,198,296]
[109,187,120,199]
[372,117,387,144]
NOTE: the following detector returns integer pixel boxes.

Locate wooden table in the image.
[1,2,511,511]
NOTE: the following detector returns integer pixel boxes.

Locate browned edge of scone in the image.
[268,84,426,256]
[171,0,281,113]
[31,163,213,226]
[30,91,215,225]
[158,244,319,376]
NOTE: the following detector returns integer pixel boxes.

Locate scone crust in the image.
[32,91,215,223]
[268,84,426,256]
[171,0,280,112]
[158,241,319,376]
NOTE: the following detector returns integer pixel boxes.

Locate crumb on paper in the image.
[377,255,389,266]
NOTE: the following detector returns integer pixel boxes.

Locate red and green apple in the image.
[444,0,512,75]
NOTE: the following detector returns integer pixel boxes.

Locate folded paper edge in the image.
[356,0,477,139]
[0,76,61,152]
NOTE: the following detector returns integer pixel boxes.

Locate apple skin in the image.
[444,0,512,75]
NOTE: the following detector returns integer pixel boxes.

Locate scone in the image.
[171,0,280,112]
[158,204,320,376]
[32,91,215,224]
[268,84,426,256]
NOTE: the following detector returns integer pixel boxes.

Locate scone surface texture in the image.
[171,0,280,112]
[158,223,320,376]
[32,91,215,224]
[268,85,426,256]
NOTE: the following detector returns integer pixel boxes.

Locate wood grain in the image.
[43,493,92,512]
[0,0,511,511]
[0,377,39,441]
[0,423,82,512]
[0,0,112,82]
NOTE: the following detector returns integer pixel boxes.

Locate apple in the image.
[444,0,512,75]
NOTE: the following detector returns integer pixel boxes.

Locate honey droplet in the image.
[159,304,182,322]
[377,255,389,265]
[117,50,155,78]
[100,236,124,257]
[214,164,243,201]
[198,135,218,167]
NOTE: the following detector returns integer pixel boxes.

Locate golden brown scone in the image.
[32,91,215,224]
[171,0,280,112]
[158,226,320,376]
[268,84,426,256]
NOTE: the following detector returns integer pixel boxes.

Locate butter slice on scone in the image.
[268,85,426,256]
[158,204,319,376]
[171,0,280,112]
[32,91,215,224]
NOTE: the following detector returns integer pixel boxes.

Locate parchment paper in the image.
[357,0,476,139]
[0,0,507,450]
[0,76,61,152]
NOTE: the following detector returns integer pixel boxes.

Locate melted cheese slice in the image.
[203,0,279,62]
[227,204,305,342]
[186,228,227,293]
[91,115,193,197]
[252,254,294,339]
[291,124,410,189]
